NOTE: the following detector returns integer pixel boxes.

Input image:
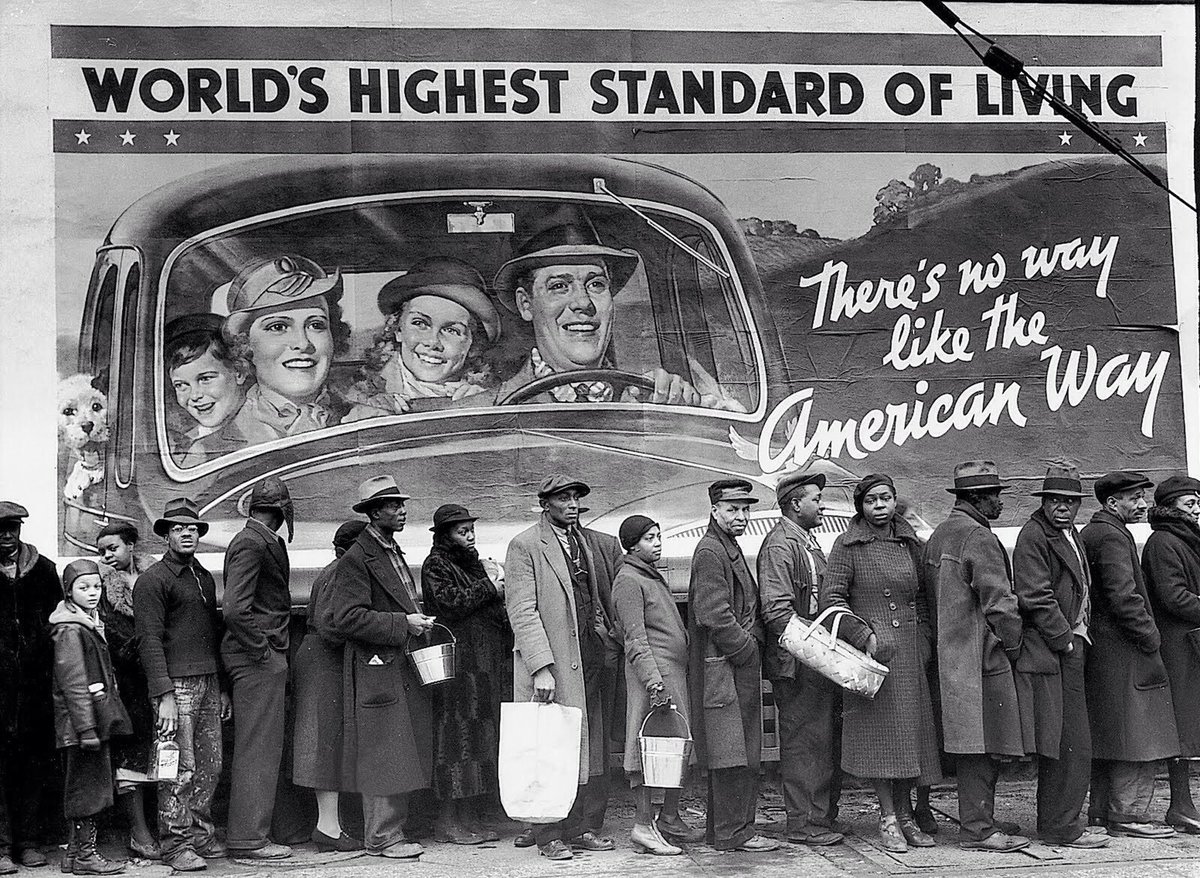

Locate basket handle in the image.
[800,607,870,646]
[405,621,456,655]
[638,703,691,741]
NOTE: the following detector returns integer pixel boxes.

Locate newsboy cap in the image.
[1094,471,1154,504]
[775,471,826,506]
[708,479,758,505]
[538,474,591,500]
[153,498,209,537]
[0,501,29,522]
[332,520,368,551]
[1155,475,1200,507]
[946,460,1012,495]
[353,475,410,513]
[1031,464,1086,498]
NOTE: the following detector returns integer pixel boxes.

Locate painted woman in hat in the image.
[419,503,511,844]
[345,257,501,420]
[222,255,352,444]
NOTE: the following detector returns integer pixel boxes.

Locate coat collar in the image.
[842,513,919,547]
[704,517,745,559]
[619,553,666,584]
[245,517,289,568]
[537,513,577,592]
[1090,508,1133,538]
[353,527,417,611]
[951,501,992,530]
[1030,508,1087,586]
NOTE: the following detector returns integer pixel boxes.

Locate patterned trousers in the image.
[158,674,222,860]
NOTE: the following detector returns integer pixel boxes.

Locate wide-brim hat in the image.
[353,475,411,513]
[429,503,478,531]
[492,224,642,313]
[709,479,759,504]
[946,460,1013,495]
[223,255,340,337]
[153,498,210,537]
[377,257,501,344]
[1031,464,1086,498]
[537,473,592,500]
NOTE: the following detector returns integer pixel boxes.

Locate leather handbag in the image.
[779,607,889,698]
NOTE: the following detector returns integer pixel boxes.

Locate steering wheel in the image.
[497,368,657,405]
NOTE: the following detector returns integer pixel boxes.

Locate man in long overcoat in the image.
[329,476,437,859]
[757,472,843,847]
[504,474,617,861]
[1013,465,1108,849]
[1081,471,1179,837]
[222,477,295,859]
[687,479,778,853]
[924,462,1029,853]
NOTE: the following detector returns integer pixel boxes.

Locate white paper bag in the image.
[499,701,582,823]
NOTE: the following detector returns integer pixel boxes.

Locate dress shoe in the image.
[19,848,49,868]
[734,834,780,852]
[1052,833,1110,849]
[914,808,939,835]
[370,842,422,859]
[787,828,844,846]
[961,832,1031,853]
[0,855,17,876]
[878,816,908,853]
[164,851,207,872]
[232,843,292,860]
[898,817,936,848]
[193,842,225,860]
[311,829,363,853]
[127,837,163,860]
[1108,822,1176,839]
[630,824,681,856]
[568,831,614,851]
[996,820,1021,835]
[513,827,537,848]
[656,817,704,844]
[538,840,573,860]
[1166,811,1200,834]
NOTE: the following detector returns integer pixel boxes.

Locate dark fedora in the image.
[429,504,478,532]
[1031,464,1086,498]
[946,460,1012,495]
[492,224,642,313]
[538,473,591,500]
[1094,471,1154,504]
[377,257,502,343]
[709,479,759,504]
[353,475,410,513]
[776,471,826,506]
[153,498,209,537]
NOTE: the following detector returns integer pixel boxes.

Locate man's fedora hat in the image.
[776,471,826,506]
[1031,464,1086,498]
[0,501,29,522]
[353,475,410,513]
[709,479,759,505]
[429,504,478,532]
[1094,471,1154,504]
[538,473,591,500]
[946,460,1013,495]
[492,224,642,313]
[153,498,209,537]
[224,255,340,336]
[377,257,502,344]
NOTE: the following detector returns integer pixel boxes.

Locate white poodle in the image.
[57,373,109,502]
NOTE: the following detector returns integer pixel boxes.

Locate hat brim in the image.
[429,515,478,531]
[153,518,210,538]
[493,246,641,313]
[1031,489,1087,498]
[715,493,759,504]
[222,286,335,337]
[378,283,501,344]
[946,484,1013,495]
[352,492,411,513]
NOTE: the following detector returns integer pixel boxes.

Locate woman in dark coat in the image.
[95,523,159,860]
[420,504,512,845]
[1142,475,1200,832]
[820,474,940,854]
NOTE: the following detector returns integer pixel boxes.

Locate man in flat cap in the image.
[924,462,1029,853]
[222,478,295,860]
[328,476,437,859]
[505,474,619,860]
[756,472,843,847]
[1013,465,1108,849]
[687,479,778,852]
[0,502,62,872]
[134,499,231,872]
[1080,472,1178,838]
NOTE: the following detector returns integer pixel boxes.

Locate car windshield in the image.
[157,193,762,471]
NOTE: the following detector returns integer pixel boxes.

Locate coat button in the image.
[892,619,900,628]
[889,603,897,610]
[571,663,579,670]
[570,630,577,637]
[908,601,916,608]
[883,589,892,596]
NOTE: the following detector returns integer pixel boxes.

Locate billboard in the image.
[4,2,1195,589]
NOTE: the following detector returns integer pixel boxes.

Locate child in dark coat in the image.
[51,560,132,875]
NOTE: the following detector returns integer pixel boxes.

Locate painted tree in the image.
[873,179,913,225]
[909,163,943,193]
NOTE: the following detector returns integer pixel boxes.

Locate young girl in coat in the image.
[52,559,132,876]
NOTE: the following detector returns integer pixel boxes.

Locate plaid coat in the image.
[820,515,940,782]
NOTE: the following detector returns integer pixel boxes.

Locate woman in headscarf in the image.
[1142,475,1200,832]
[819,474,940,854]
[420,504,512,844]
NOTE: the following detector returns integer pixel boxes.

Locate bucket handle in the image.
[638,703,691,741]
[405,622,456,656]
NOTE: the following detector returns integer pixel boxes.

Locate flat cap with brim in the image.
[353,475,410,513]
[709,479,759,504]
[62,559,102,591]
[946,460,1012,495]
[1155,475,1200,507]
[1094,471,1154,504]
[1031,464,1086,498]
[377,257,501,343]
[430,503,478,531]
[224,255,339,336]
[0,501,29,521]
[153,498,210,537]
[776,471,826,505]
[538,473,591,500]
[492,224,642,313]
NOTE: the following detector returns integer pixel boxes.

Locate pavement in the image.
[47,776,1200,878]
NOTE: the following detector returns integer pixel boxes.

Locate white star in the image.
[119,129,136,146]
[1058,131,1073,146]
[74,129,91,145]
[163,130,180,146]
[1133,132,1148,147]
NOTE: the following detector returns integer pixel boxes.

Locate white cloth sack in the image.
[499,701,582,823]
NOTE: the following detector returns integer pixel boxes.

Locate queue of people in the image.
[3,461,1200,872]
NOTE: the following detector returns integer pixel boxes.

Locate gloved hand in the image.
[648,684,671,709]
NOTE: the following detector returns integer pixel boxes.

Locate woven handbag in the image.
[779,607,889,698]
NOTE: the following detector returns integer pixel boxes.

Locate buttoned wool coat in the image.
[1080,509,1179,762]
[924,503,1025,757]
[505,515,611,784]
[1012,507,1090,758]
[687,519,764,772]
[1143,505,1200,755]
[328,529,432,796]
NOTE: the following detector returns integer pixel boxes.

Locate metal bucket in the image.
[406,623,456,686]
[637,705,692,789]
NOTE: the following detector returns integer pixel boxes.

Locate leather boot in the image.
[71,819,125,875]
[62,824,79,874]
